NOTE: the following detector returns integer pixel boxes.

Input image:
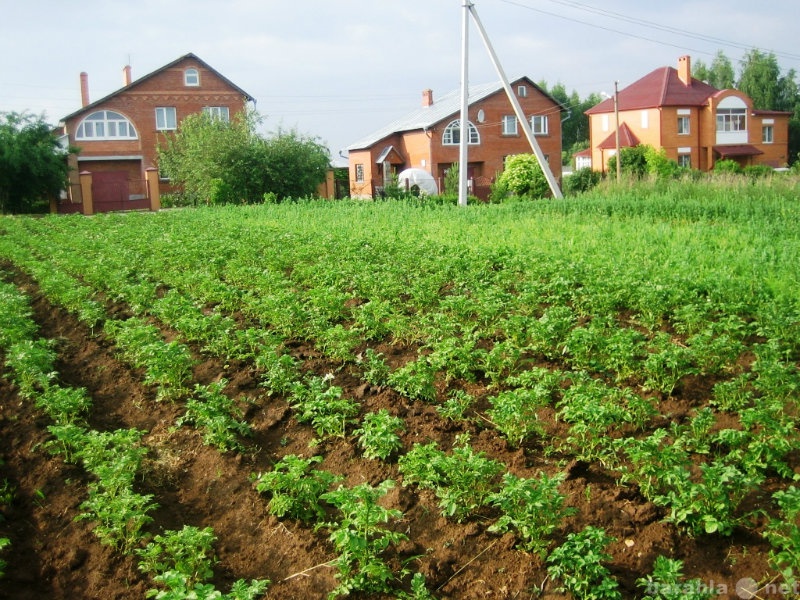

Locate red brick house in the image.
[57,53,254,213]
[346,77,565,200]
[585,56,791,173]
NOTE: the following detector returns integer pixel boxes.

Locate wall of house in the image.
[349,80,563,199]
[427,85,563,184]
[63,57,250,189]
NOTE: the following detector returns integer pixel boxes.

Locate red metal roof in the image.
[586,67,719,114]
[597,122,641,149]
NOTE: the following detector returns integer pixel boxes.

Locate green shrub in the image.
[563,168,601,195]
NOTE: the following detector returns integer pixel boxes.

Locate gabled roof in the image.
[61,53,255,121]
[597,122,640,149]
[586,67,719,115]
[347,76,565,151]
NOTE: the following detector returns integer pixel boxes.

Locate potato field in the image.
[1,178,800,599]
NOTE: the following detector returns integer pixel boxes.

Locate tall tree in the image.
[737,49,783,110]
[694,51,735,89]
[0,112,72,214]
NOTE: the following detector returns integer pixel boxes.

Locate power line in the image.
[500,0,800,64]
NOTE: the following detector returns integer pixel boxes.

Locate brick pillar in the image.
[79,171,94,216]
[146,167,161,211]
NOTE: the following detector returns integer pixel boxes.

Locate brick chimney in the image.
[422,89,433,107]
[678,55,691,86]
[122,65,132,86]
[80,72,90,107]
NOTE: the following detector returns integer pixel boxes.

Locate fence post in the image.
[145,167,161,211]
[79,171,94,216]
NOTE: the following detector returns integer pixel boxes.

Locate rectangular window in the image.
[517,85,527,97]
[763,125,774,143]
[678,116,690,135]
[641,110,649,129]
[203,106,230,121]
[678,154,691,168]
[355,164,364,183]
[184,68,199,86]
[156,107,177,130]
[531,115,548,135]
[502,115,517,135]
[716,108,746,132]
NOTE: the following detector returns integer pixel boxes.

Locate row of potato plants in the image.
[0,274,269,599]
[1,181,800,594]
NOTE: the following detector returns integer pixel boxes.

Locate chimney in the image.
[123,65,132,86]
[678,55,691,86]
[422,89,433,107]
[80,72,90,107]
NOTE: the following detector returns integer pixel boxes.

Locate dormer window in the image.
[184,68,199,86]
[75,110,138,140]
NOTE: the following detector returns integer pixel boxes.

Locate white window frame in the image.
[203,106,230,121]
[678,154,691,168]
[442,119,480,145]
[502,115,518,135]
[155,107,177,131]
[677,116,690,135]
[517,85,527,97]
[762,124,774,143]
[531,115,548,135]
[184,68,200,86]
[75,110,138,140]
[716,108,747,132]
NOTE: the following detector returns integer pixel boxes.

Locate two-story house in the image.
[57,53,254,213]
[346,77,564,200]
[585,56,790,173]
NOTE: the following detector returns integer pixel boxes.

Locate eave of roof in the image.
[347,76,565,151]
[61,52,255,122]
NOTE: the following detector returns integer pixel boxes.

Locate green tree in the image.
[0,112,73,214]
[737,49,783,110]
[157,110,330,204]
[693,51,735,89]
[491,153,549,201]
[258,128,331,200]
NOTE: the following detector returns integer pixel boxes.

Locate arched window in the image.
[75,110,138,140]
[184,68,199,86]
[442,119,480,145]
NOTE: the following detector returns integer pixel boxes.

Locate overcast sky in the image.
[2,0,798,164]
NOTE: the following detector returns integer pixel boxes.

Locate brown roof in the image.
[713,144,763,158]
[586,67,719,115]
[597,122,640,149]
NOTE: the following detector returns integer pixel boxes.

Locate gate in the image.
[92,171,150,213]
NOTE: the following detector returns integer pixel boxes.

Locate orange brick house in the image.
[585,56,790,174]
[57,53,254,213]
[346,77,565,200]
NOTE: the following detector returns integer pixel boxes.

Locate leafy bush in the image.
[637,555,718,600]
[252,454,341,522]
[713,159,742,174]
[320,480,408,598]
[354,409,405,460]
[136,525,269,599]
[488,471,575,555]
[547,526,621,600]
[563,167,602,195]
[490,153,549,201]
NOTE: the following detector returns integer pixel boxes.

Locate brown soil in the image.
[0,267,780,600]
